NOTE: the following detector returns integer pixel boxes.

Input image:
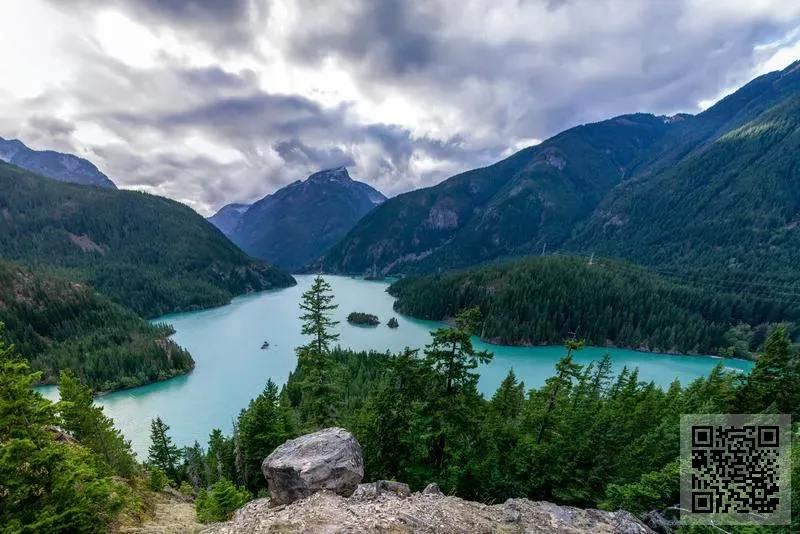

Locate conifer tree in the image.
[296,275,342,428]
[0,322,127,532]
[736,324,798,416]
[299,275,340,356]
[58,369,138,478]
[148,416,181,482]
[423,306,492,480]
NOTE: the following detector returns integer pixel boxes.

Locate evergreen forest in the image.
[389,256,800,357]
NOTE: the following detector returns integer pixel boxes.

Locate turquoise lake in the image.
[38,275,753,457]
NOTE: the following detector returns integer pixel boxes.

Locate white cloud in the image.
[0,0,797,216]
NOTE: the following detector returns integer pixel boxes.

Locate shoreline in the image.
[35,365,195,398]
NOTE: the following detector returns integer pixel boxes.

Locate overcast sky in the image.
[1,0,799,215]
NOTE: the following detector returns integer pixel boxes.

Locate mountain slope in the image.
[0,136,116,188]
[225,167,386,271]
[0,260,194,391]
[208,202,251,235]
[315,115,674,275]
[317,61,800,282]
[569,85,800,289]
[0,162,295,317]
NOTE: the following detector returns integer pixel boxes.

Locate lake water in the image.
[38,275,753,457]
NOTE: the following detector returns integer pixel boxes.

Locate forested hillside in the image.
[571,85,800,295]
[388,256,800,356]
[0,162,295,317]
[0,260,193,391]
[316,61,800,293]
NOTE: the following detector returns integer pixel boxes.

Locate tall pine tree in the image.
[58,369,139,478]
[148,416,181,482]
[296,275,342,429]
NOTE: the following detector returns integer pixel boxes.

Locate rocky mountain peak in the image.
[306,166,352,184]
[0,136,116,188]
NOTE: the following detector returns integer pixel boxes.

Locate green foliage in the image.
[179,481,195,498]
[387,317,399,328]
[161,312,800,529]
[0,322,131,532]
[389,255,799,356]
[237,380,295,492]
[299,275,340,356]
[0,161,295,318]
[295,275,342,429]
[347,312,380,326]
[195,479,251,523]
[735,324,799,418]
[602,460,680,516]
[57,369,139,477]
[148,417,181,482]
[147,468,168,491]
[0,260,195,391]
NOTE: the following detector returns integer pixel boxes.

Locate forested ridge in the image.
[388,256,800,357]
[0,260,193,391]
[0,161,295,318]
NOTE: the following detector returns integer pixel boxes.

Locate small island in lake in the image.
[347,312,380,326]
[387,317,399,328]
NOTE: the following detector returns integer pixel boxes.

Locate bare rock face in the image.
[202,491,654,534]
[261,428,364,505]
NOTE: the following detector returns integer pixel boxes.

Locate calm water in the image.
[38,275,753,457]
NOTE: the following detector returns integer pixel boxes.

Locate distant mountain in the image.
[315,61,800,295]
[0,161,295,317]
[0,136,116,188]
[218,167,386,271]
[208,203,251,235]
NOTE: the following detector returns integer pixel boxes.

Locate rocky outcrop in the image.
[206,429,652,533]
[261,427,364,505]
[202,490,653,533]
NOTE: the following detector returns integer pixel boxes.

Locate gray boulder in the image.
[422,482,442,496]
[262,427,364,505]
[352,480,411,501]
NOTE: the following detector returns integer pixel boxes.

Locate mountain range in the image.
[0,136,116,188]
[315,60,800,296]
[210,167,386,271]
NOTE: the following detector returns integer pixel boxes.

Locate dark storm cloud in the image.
[285,0,800,142]
[273,139,355,169]
[288,0,439,77]
[26,116,77,138]
[45,0,265,51]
